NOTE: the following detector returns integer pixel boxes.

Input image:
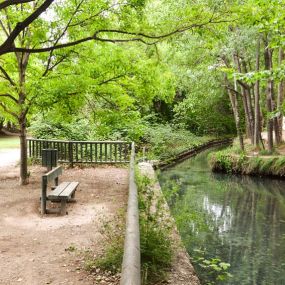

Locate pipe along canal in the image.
[158,147,285,285]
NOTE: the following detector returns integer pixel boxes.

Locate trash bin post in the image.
[42,149,58,171]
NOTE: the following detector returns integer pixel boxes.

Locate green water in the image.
[158,148,285,285]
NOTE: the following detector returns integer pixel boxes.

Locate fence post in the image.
[68,141,74,167]
[28,139,31,158]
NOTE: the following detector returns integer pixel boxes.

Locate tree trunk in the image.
[233,54,254,142]
[225,75,244,151]
[19,112,28,185]
[245,87,255,144]
[16,51,30,185]
[266,81,274,152]
[241,59,255,144]
[254,37,261,148]
[270,51,280,145]
[277,47,285,143]
[265,47,280,146]
[0,117,4,132]
[264,38,274,152]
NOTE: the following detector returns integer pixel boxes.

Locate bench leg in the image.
[60,199,67,215]
[41,187,47,215]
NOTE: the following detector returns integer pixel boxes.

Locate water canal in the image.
[158,147,285,285]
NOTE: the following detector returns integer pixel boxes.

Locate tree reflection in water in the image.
[158,149,285,285]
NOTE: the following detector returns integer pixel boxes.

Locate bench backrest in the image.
[41,166,63,215]
[42,166,63,185]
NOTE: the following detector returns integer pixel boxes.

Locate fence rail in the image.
[27,138,132,166]
[120,142,141,285]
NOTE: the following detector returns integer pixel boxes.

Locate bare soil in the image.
[0,165,128,285]
[0,148,20,167]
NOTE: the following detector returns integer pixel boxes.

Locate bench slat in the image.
[48,182,70,199]
[59,182,79,198]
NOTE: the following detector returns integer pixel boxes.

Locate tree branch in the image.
[94,18,231,41]
[98,74,126,85]
[0,93,18,103]
[0,101,18,118]
[2,18,232,55]
[95,92,119,109]
[68,2,130,28]
[0,19,9,37]
[43,0,84,76]
[3,7,12,34]
[0,0,54,53]
[0,0,34,10]
[42,54,68,76]
[223,85,241,96]
[0,65,16,86]
[237,79,251,90]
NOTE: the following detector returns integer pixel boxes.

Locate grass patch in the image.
[84,214,124,274]
[0,136,19,149]
[83,168,174,284]
[209,147,285,177]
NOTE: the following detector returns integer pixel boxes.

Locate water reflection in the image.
[203,196,232,233]
[158,148,285,285]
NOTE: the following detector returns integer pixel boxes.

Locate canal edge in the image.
[154,138,233,170]
[138,161,201,285]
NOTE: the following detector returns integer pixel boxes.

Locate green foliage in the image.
[143,124,214,160]
[65,244,77,252]
[259,157,277,173]
[160,179,181,208]
[210,148,285,177]
[259,149,275,156]
[136,172,173,284]
[85,215,124,273]
[28,115,92,140]
[27,41,176,142]
[94,242,124,273]
[208,149,234,174]
[164,35,236,136]
[192,249,232,285]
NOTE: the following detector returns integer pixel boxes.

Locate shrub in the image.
[142,124,213,160]
[84,214,124,273]
[209,147,285,177]
[28,115,92,140]
[192,249,232,285]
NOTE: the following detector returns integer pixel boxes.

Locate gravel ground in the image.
[0,148,20,167]
[0,164,128,285]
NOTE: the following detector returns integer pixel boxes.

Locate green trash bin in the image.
[42,149,58,171]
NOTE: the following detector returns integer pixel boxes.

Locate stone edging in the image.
[138,162,200,285]
[154,138,233,170]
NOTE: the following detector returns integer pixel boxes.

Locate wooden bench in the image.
[41,166,79,215]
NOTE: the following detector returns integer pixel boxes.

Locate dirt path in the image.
[0,148,20,167]
[0,165,128,285]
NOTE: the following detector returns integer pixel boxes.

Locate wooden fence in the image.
[27,138,132,166]
[28,138,141,283]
